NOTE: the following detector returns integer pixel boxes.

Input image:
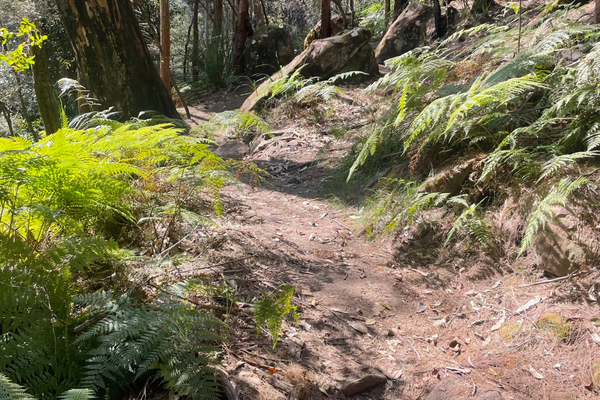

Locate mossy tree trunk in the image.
[31,37,62,135]
[53,0,179,120]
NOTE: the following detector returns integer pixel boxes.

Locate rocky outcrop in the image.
[241,27,378,112]
[245,26,295,77]
[375,1,432,64]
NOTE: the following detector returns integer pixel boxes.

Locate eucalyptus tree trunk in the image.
[234,0,251,73]
[31,37,61,135]
[160,0,171,91]
[53,0,179,120]
[320,0,331,38]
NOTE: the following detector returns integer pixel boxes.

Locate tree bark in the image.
[234,0,251,74]
[53,0,179,120]
[214,0,223,35]
[596,0,600,23]
[160,0,171,91]
[320,0,331,39]
[384,0,390,27]
[31,29,62,135]
[0,101,14,136]
[393,0,408,20]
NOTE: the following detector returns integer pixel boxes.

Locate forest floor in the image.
[180,84,600,400]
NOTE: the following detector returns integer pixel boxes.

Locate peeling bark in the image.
[54,0,179,120]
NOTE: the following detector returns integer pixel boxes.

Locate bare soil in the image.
[182,86,600,400]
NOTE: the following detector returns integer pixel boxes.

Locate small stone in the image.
[340,374,387,397]
[348,321,368,334]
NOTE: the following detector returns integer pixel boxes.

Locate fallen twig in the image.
[331,218,352,232]
[517,271,581,288]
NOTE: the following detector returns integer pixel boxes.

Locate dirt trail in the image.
[184,89,600,400]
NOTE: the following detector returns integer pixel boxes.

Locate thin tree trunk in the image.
[160,0,171,91]
[432,0,445,38]
[260,0,269,26]
[234,0,251,74]
[192,0,200,81]
[384,0,390,27]
[31,21,62,135]
[13,72,38,141]
[0,101,14,136]
[320,0,331,38]
[596,0,600,23]
[214,0,223,35]
[54,0,179,120]
[332,0,347,27]
[183,20,193,79]
[31,26,62,135]
[204,1,209,42]
[254,0,265,27]
[393,0,408,20]
[350,0,354,26]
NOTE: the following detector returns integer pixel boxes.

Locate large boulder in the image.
[244,26,295,77]
[303,14,348,49]
[375,1,432,64]
[241,27,378,112]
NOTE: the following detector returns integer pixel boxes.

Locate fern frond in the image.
[519,177,589,256]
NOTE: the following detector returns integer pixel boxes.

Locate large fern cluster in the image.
[353,6,600,253]
[0,120,234,399]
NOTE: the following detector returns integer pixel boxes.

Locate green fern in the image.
[445,196,492,246]
[75,286,225,400]
[253,285,299,348]
[519,177,588,256]
[0,374,36,400]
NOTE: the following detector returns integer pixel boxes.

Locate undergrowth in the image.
[0,118,246,399]
[345,6,600,258]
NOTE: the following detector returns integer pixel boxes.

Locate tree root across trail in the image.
[184,89,599,400]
